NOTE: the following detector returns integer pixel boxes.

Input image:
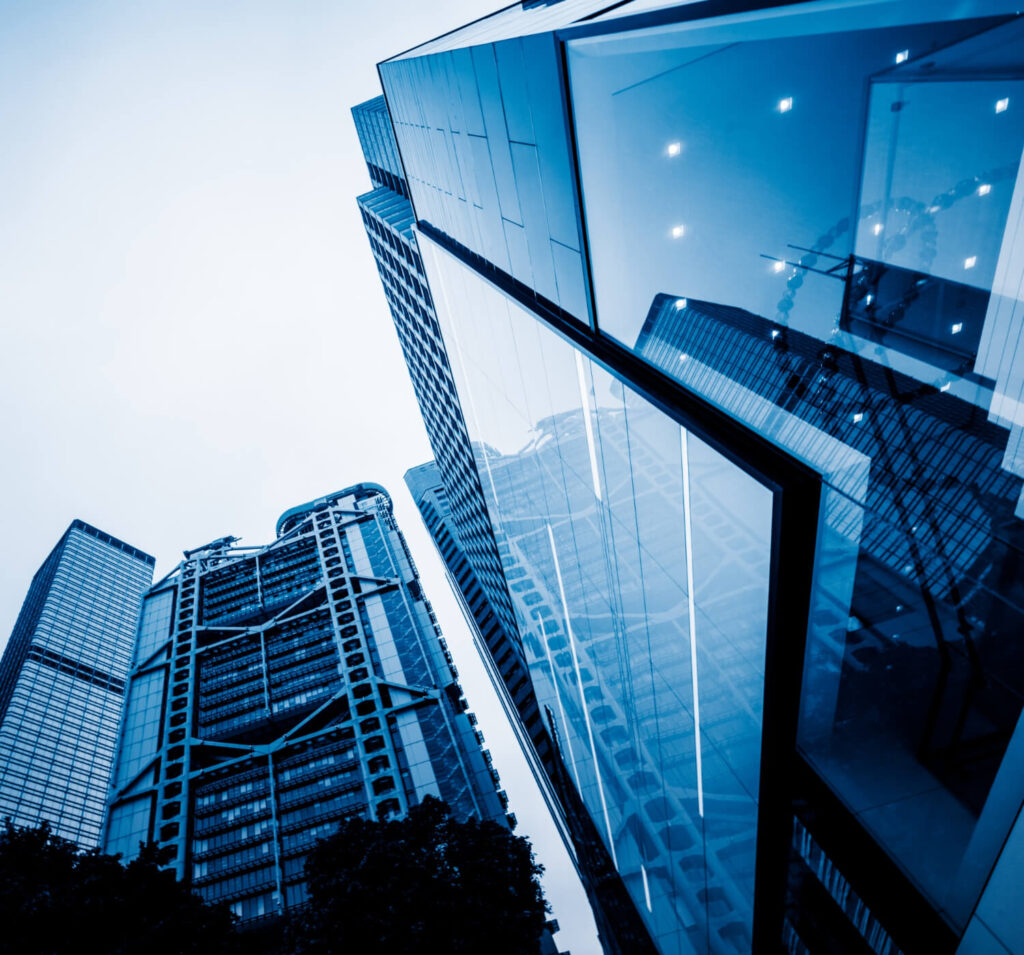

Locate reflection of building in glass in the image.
[406,460,658,954]
[367,2,1024,952]
[0,521,154,846]
[103,485,506,922]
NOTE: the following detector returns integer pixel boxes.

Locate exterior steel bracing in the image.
[105,485,506,921]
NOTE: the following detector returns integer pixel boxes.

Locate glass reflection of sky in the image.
[420,230,773,953]
[566,7,1001,347]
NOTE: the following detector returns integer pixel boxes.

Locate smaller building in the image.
[0,520,155,846]
[104,484,508,921]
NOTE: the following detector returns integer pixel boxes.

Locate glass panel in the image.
[568,5,1024,932]
[106,794,153,861]
[134,588,174,665]
[848,21,1024,374]
[115,669,166,787]
[420,230,773,952]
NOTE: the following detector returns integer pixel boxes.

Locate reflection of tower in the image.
[104,485,506,922]
[474,402,769,953]
[0,521,154,847]
[407,460,656,955]
[636,293,1024,814]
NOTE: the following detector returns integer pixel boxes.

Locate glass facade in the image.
[0,521,154,847]
[104,485,507,922]
[374,1,1024,951]
[421,233,775,952]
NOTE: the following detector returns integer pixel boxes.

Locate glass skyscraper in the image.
[355,100,657,951]
[103,484,507,922]
[361,2,1024,952]
[0,520,154,847]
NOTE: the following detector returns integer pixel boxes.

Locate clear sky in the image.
[0,1,599,949]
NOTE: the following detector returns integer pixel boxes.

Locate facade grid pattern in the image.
[0,521,154,847]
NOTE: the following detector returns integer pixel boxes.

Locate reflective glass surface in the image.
[567,3,1013,348]
[420,231,773,953]
[566,2,1024,933]
[380,34,590,322]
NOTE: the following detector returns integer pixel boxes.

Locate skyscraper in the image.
[104,483,507,922]
[364,1,1024,951]
[0,520,154,846]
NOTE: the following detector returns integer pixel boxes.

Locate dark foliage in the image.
[0,819,238,955]
[291,797,549,954]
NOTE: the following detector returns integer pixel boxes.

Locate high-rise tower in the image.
[362,1,1024,951]
[0,520,154,846]
[104,484,507,922]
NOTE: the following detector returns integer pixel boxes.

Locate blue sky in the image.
[0,1,599,949]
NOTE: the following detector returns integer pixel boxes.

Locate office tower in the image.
[366,1,1024,951]
[0,520,154,846]
[104,484,507,922]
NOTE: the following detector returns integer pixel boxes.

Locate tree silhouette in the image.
[291,796,549,954]
[0,819,238,955]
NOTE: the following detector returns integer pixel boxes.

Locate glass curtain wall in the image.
[566,1,1024,932]
[419,231,774,954]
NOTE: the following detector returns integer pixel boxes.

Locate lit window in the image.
[996,97,1010,113]
[964,256,977,269]
[778,97,793,113]
[895,49,910,64]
